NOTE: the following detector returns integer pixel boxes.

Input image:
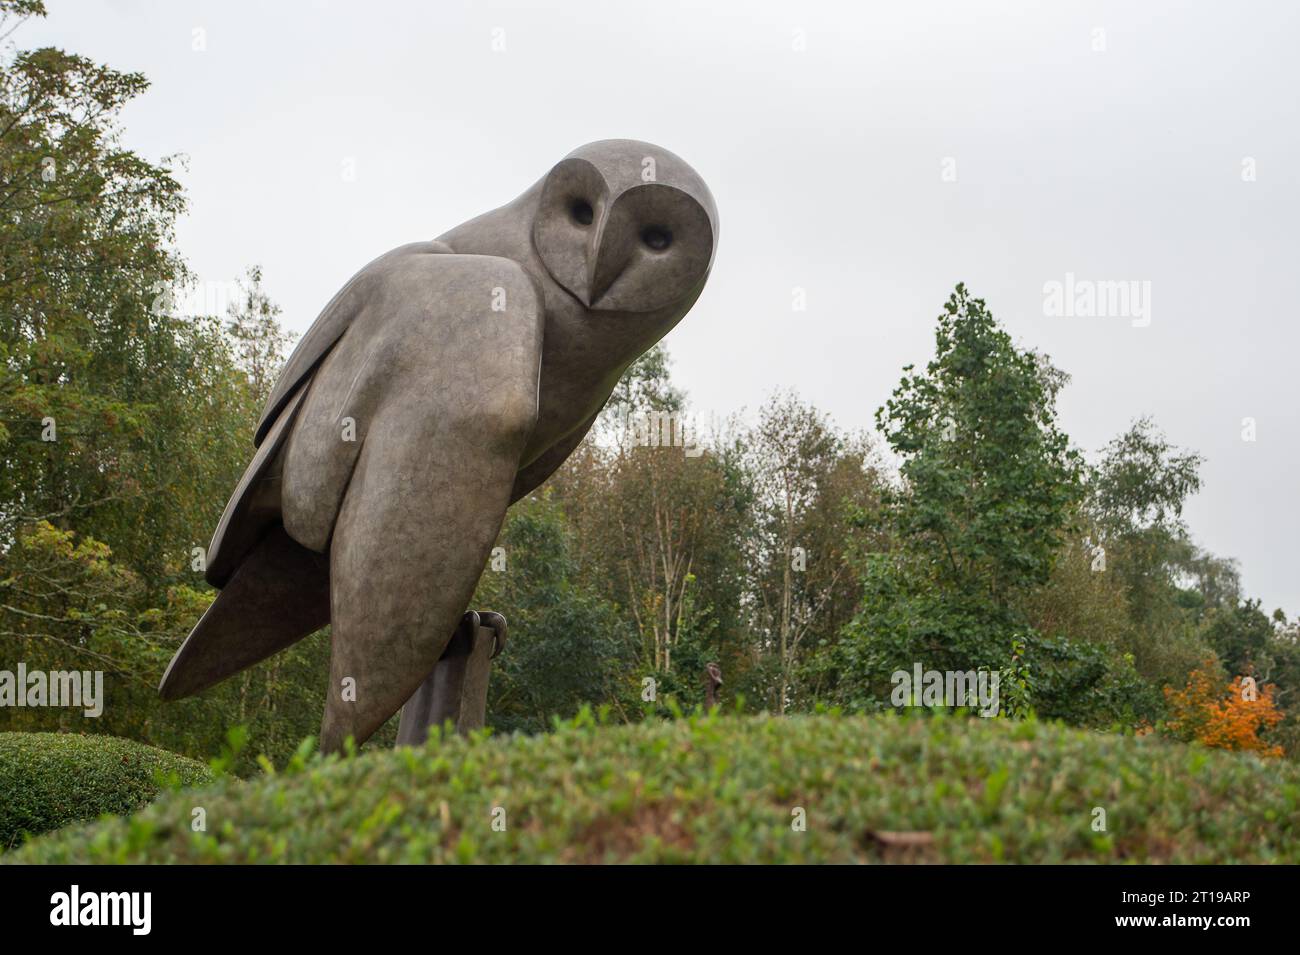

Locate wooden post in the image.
[396,611,505,745]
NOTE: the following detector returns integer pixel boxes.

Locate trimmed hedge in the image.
[7,712,1300,863]
[0,732,212,849]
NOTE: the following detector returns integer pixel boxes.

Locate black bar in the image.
[0,864,1285,938]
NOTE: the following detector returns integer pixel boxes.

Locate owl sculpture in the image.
[159,140,719,751]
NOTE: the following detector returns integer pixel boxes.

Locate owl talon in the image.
[478,611,507,658]
[440,611,505,660]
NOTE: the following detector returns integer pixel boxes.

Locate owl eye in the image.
[641,226,672,251]
[570,199,594,226]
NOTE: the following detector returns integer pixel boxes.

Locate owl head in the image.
[532,140,718,313]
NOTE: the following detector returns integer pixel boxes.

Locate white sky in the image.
[22,0,1300,615]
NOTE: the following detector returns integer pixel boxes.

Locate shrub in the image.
[1163,659,1285,757]
[0,732,212,849]
[8,714,1300,864]
[1023,634,1164,728]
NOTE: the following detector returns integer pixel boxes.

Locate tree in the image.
[744,392,881,712]
[1202,599,1273,679]
[225,265,291,404]
[597,343,684,431]
[0,0,252,592]
[474,494,632,733]
[829,284,1083,711]
[1082,418,1212,685]
[595,438,740,676]
[547,346,753,706]
[0,3,324,770]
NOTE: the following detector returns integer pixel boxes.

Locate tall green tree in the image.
[829,284,1083,711]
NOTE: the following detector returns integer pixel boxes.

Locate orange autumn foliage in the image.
[1164,658,1284,758]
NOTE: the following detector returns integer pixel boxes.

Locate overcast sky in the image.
[21,0,1300,615]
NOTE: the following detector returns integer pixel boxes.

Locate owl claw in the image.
[477,611,507,658]
[438,611,505,661]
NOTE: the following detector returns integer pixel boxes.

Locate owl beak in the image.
[585,212,628,309]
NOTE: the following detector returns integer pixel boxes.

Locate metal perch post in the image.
[396,611,506,745]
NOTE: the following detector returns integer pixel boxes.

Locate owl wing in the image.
[161,248,543,706]
[253,240,453,447]
[204,241,453,588]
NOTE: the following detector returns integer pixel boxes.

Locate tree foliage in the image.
[827,284,1083,713]
[1163,659,1284,758]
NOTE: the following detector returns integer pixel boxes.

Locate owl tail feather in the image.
[159,525,331,701]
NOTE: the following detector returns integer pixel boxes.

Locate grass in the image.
[0,732,213,850]
[6,711,1299,863]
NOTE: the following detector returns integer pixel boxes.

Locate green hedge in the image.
[7,713,1300,863]
[0,732,212,850]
